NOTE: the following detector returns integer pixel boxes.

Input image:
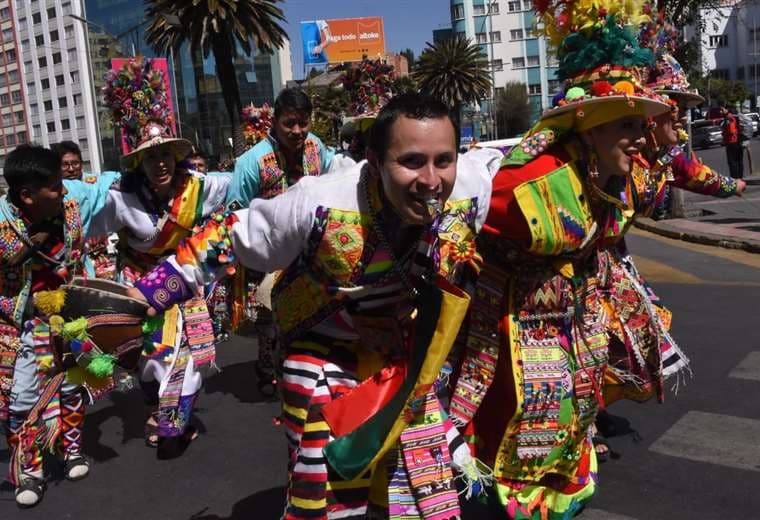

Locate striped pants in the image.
[281,338,372,520]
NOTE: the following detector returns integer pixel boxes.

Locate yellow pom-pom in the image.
[34,289,66,315]
[62,317,90,342]
[38,357,54,371]
[613,81,635,96]
[49,315,65,334]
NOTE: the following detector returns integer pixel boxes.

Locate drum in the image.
[58,277,149,370]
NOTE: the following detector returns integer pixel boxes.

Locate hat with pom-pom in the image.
[639,14,704,108]
[504,0,670,165]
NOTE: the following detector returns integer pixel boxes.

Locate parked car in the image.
[744,112,760,135]
[691,124,723,149]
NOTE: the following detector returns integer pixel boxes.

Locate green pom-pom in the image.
[142,315,163,335]
[86,353,116,378]
[62,317,90,341]
[565,87,586,101]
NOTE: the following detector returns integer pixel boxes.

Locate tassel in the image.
[454,456,494,500]
[62,317,90,342]
[85,353,117,378]
[34,289,67,315]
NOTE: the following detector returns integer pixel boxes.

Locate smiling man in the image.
[227,87,337,208]
[131,93,502,519]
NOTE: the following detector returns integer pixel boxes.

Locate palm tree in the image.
[412,34,492,119]
[145,0,288,156]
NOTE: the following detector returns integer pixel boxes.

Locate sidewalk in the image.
[634,174,760,253]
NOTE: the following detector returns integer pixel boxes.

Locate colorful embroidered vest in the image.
[0,198,85,421]
[271,188,481,342]
[258,137,324,199]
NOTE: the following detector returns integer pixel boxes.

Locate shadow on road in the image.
[189,486,286,520]
[203,360,277,404]
[82,389,145,461]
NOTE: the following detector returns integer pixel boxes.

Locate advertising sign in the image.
[301,17,385,65]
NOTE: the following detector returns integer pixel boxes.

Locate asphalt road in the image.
[1,229,759,519]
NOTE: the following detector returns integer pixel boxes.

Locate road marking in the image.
[631,255,760,287]
[580,509,637,519]
[631,256,704,284]
[728,351,760,381]
[649,411,760,472]
[630,227,760,271]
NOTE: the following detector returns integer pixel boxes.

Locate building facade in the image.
[5,0,102,174]
[84,0,292,167]
[685,0,760,109]
[449,0,559,137]
[0,0,27,176]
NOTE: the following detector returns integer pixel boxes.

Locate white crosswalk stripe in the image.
[728,351,760,381]
[649,411,760,472]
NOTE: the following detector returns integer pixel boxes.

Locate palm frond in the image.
[412,34,492,110]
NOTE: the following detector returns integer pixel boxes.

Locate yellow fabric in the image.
[357,282,471,478]
[161,305,180,347]
[574,97,650,132]
[148,175,202,255]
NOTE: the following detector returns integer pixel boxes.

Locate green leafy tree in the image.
[412,34,492,119]
[495,81,532,138]
[145,0,288,156]
[691,77,751,107]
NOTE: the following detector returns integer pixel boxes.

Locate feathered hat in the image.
[639,10,704,108]
[103,57,192,170]
[509,0,670,162]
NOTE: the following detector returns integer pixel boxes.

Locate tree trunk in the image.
[211,36,246,158]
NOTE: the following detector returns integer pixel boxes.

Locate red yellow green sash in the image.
[148,175,205,256]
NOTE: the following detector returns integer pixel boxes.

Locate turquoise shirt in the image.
[226,133,335,208]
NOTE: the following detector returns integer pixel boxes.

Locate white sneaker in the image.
[64,456,90,481]
[15,479,45,508]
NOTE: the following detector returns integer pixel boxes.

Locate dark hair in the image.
[51,140,82,161]
[368,93,459,163]
[4,144,61,202]
[189,150,207,161]
[274,88,313,119]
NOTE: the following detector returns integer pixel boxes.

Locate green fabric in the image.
[513,162,594,256]
[323,283,443,480]
[559,16,654,81]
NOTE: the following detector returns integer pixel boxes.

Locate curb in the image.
[634,217,760,254]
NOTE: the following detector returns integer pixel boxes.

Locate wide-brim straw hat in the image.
[120,121,193,171]
[647,54,705,109]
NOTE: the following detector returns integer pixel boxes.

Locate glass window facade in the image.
[84,0,283,168]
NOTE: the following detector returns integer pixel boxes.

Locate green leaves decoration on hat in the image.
[558,16,654,81]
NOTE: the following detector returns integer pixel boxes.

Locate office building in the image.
[1,0,101,176]
[685,0,760,108]
[450,0,560,136]
[84,0,292,165]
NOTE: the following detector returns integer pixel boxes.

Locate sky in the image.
[279,0,451,79]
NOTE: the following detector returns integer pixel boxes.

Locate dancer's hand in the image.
[736,179,747,196]
[127,287,157,317]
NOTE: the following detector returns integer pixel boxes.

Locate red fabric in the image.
[722,114,739,145]
[483,148,572,242]
[320,361,407,437]
[470,314,518,466]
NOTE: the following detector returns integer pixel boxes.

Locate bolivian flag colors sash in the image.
[148,175,205,256]
[321,278,470,481]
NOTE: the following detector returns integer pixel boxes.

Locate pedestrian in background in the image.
[721,106,745,178]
